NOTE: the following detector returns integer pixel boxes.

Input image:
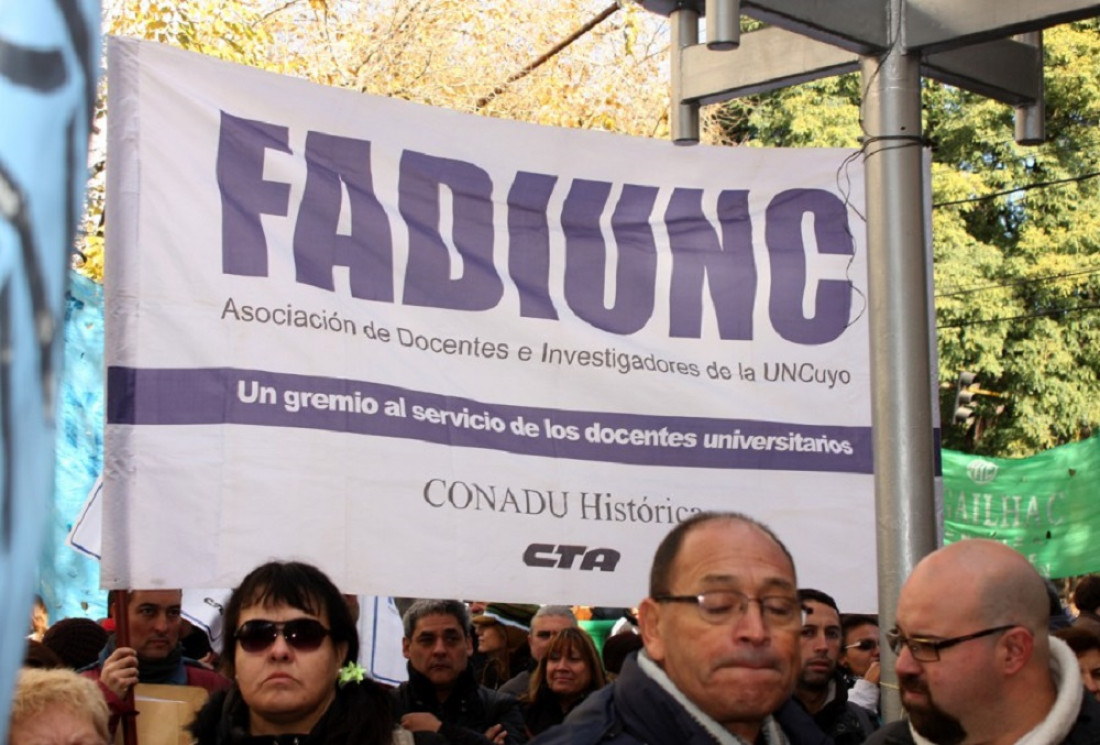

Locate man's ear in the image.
[402,637,412,660]
[638,598,664,663]
[999,627,1034,675]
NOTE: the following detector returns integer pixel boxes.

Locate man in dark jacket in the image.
[792,589,875,745]
[866,539,1100,745]
[393,599,527,745]
[531,511,831,745]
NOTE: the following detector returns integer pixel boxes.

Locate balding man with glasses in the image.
[865,539,1100,745]
[531,511,828,745]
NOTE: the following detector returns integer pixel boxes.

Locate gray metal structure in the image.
[641,0,1100,720]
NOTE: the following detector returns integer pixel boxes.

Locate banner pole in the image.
[113,589,138,745]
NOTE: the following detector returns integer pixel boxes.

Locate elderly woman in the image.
[522,626,607,736]
[9,667,110,745]
[189,560,438,744]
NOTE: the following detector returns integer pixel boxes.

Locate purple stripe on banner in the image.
[106,367,874,473]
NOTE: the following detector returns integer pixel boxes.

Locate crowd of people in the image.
[11,511,1100,745]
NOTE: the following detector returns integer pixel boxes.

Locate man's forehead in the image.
[130,589,182,606]
[533,615,574,631]
[672,521,795,585]
[414,612,465,635]
[802,600,840,626]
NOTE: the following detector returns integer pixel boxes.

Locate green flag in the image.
[943,438,1100,578]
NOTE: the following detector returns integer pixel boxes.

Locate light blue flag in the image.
[0,1,99,737]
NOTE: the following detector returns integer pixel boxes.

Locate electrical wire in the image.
[938,301,1100,329]
[933,170,1100,208]
[937,265,1100,298]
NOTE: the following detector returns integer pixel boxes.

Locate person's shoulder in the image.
[529,686,627,745]
[1065,693,1100,744]
[184,663,232,692]
[499,670,529,698]
[862,719,911,745]
[478,683,519,707]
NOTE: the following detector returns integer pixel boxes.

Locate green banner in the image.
[943,438,1100,578]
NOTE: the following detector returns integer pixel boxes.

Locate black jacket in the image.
[529,653,833,745]
[392,663,528,745]
[864,693,1100,745]
[792,675,875,745]
[189,679,443,745]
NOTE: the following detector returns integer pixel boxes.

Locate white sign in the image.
[104,36,876,610]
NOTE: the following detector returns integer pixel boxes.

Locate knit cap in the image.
[42,617,109,670]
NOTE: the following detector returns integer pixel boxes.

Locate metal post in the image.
[671,5,701,143]
[1014,31,1045,145]
[705,0,741,49]
[860,32,939,722]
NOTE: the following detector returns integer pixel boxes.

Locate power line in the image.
[938,301,1100,329]
[933,170,1100,208]
[936,265,1100,298]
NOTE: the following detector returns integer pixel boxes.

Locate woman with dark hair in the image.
[521,626,606,736]
[189,560,436,744]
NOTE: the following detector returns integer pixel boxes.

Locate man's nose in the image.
[734,601,768,642]
[894,644,921,675]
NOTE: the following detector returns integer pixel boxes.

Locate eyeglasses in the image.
[845,639,879,652]
[886,624,1017,662]
[653,590,800,627]
[235,618,331,653]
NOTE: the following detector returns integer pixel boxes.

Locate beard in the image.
[899,674,967,745]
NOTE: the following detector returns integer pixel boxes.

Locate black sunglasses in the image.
[845,639,879,651]
[235,618,331,653]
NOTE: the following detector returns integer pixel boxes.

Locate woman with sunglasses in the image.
[521,627,607,737]
[189,560,437,744]
[839,613,881,720]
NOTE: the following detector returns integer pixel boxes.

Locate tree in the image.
[77,0,677,281]
[719,20,1100,456]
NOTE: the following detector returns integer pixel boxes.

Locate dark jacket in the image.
[863,693,1100,745]
[530,653,833,745]
[189,679,444,745]
[522,688,593,737]
[792,676,875,745]
[392,663,528,745]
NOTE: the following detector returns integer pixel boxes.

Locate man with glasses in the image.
[865,539,1100,745]
[499,606,577,698]
[791,589,876,745]
[840,614,881,717]
[531,511,828,745]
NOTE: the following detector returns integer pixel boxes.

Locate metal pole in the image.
[860,25,939,723]
[670,5,701,143]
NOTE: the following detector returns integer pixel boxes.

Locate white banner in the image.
[104,36,876,611]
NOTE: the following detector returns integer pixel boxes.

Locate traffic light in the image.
[953,371,978,425]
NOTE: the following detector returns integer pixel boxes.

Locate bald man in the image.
[866,540,1100,745]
